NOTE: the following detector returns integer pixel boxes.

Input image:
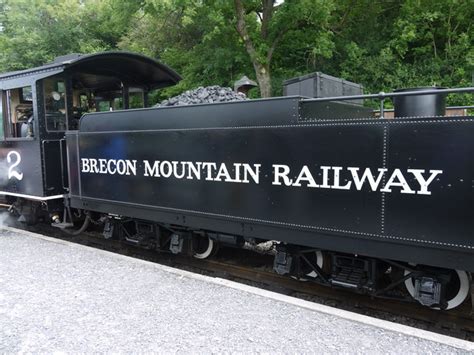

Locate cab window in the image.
[95,92,123,112]
[129,88,145,109]
[2,86,34,139]
[44,77,67,131]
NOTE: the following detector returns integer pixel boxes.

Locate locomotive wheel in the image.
[193,235,217,259]
[292,250,324,280]
[404,268,470,310]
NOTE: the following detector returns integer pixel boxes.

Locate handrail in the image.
[302,87,474,119]
[302,87,474,103]
[374,105,474,113]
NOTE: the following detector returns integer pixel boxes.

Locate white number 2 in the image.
[7,151,23,181]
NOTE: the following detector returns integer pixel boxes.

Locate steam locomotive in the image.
[0,51,472,311]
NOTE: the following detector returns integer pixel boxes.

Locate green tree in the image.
[232,0,334,97]
[326,0,473,103]
[0,0,136,72]
[119,0,335,98]
[119,0,253,100]
[1,0,471,103]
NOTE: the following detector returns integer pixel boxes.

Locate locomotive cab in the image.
[0,52,181,223]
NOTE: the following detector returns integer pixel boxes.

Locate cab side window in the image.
[44,77,67,131]
[2,86,34,139]
[129,88,145,109]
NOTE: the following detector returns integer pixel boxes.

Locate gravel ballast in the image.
[0,229,470,353]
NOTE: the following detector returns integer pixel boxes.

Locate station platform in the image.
[1,227,473,353]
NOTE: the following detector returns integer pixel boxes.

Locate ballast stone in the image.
[156,86,248,107]
[0,229,469,353]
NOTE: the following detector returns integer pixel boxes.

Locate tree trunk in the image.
[234,0,273,98]
[254,63,272,98]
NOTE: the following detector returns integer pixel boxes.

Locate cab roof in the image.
[0,51,181,90]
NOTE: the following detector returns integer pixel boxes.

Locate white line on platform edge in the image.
[2,226,473,351]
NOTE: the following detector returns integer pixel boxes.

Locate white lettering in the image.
[160,161,172,178]
[116,160,126,175]
[7,151,23,180]
[90,159,98,173]
[331,166,352,190]
[242,164,261,184]
[293,165,319,187]
[272,164,293,186]
[319,166,332,188]
[381,169,415,194]
[81,158,90,173]
[144,160,160,177]
[125,160,137,176]
[232,163,243,183]
[98,159,107,174]
[348,167,387,191]
[214,163,232,182]
[76,158,442,196]
[202,162,217,180]
[187,162,202,180]
[172,161,186,179]
[107,159,117,174]
[408,169,443,195]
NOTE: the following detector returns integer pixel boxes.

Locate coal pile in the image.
[157,86,247,107]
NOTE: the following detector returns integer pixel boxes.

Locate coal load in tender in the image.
[156,86,248,107]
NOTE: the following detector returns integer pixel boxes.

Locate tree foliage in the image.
[326,0,473,103]
[231,0,334,96]
[0,0,137,71]
[0,0,472,103]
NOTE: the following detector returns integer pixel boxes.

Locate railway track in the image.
[18,223,474,342]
